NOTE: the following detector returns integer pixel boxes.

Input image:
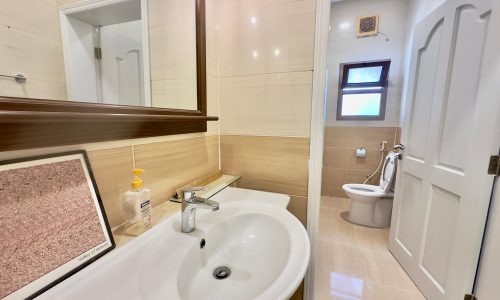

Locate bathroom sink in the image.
[37,188,309,300]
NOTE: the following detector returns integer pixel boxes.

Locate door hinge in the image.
[94,47,102,60]
[464,294,477,300]
[488,155,500,175]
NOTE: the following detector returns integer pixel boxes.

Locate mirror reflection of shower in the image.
[60,0,150,106]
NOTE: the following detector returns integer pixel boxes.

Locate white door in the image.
[389,0,500,299]
[99,20,144,106]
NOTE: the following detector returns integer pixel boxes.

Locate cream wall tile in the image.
[148,0,196,27]
[221,135,310,197]
[134,136,219,207]
[205,0,219,77]
[206,75,219,135]
[148,23,197,81]
[0,26,66,84]
[219,71,312,137]
[87,147,134,228]
[0,0,60,42]
[217,0,315,77]
[0,79,67,100]
[151,79,197,110]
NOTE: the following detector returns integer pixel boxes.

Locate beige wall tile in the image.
[323,147,348,168]
[321,196,350,210]
[221,135,310,197]
[217,0,315,77]
[347,149,385,171]
[346,169,373,185]
[290,281,304,300]
[350,127,397,150]
[322,127,398,196]
[324,126,355,148]
[219,71,313,137]
[134,135,219,207]
[288,195,307,226]
[322,167,346,192]
[321,187,346,199]
[87,147,134,228]
[321,167,347,197]
[0,0,60,42]
[395,127,402,145]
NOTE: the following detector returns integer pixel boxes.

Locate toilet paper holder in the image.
[356,147,366,158]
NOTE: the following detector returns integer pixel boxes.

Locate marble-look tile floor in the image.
[314,196,425,300]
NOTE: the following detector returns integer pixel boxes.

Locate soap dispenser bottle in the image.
[123,168,152,235]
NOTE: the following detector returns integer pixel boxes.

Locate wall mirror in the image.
[0,0,215,151]
[1,0,201,110]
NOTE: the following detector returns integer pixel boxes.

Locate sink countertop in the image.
[37,187,308,300]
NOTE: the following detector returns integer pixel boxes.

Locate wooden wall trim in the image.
[0,97,217,151]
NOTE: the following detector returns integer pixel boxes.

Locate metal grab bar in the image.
[0,74,26,83]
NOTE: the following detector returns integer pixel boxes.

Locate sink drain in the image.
[213,266,231,280]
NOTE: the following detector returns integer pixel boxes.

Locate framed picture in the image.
[0,150,115,299]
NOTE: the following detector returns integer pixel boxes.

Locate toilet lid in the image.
[380,151,398,192]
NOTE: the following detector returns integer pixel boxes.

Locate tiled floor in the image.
[314,196,425,300]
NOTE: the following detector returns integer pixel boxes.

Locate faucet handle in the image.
[181,186,207,201]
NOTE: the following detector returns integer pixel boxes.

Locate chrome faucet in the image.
[180,187,219,233]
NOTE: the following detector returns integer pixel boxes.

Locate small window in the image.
[336,60,391,120]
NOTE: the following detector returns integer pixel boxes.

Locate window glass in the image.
[341,93,381,116]
[347,66,383,83]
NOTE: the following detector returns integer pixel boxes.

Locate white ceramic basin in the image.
[38,188,310,300]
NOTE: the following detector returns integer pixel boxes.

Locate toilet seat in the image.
[379,151,397,192]
[342,151,398,197]
[342,184,386,197]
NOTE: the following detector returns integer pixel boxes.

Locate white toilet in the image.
[342,151,398,228]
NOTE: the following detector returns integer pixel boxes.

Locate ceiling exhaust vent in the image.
[356,15,379,38]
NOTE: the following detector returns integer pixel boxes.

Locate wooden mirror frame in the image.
[0,0,216,152]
